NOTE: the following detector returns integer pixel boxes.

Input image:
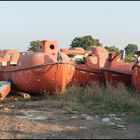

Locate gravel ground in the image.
[0,96,139,139]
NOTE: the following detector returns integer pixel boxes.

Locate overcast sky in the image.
[0,1,140,51]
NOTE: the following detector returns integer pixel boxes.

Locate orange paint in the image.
[0,81,11,100]
[103,53,132,86]
[62,47,109,85]
[132,60,140,92]
[0,40,75,94]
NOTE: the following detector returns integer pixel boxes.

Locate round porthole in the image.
[50,44,55,49]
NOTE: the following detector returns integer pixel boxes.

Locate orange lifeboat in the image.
[132,51,140,92]
[60,47,89,56]
[62,47,109,85]
[0,40,75,94]
[103,53,132,86]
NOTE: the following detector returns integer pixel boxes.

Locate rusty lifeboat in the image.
[61,47,109,85]
[132,51,140,92]
[0,40,75,94]
[103,53,133,86]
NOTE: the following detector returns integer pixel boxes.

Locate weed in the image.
[44,82,140,123]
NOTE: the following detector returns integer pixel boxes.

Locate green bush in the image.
[124,54,135,62]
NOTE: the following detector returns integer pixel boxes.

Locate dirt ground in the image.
[0,96,139,139]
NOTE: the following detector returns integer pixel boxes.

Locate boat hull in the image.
[132,65,140,92]
[72,66,105,85]
[103,54,132,87]
[62,47,109,86]
[104,69,132,87]
[0,63,75,94]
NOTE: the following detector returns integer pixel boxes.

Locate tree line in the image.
[27,35,139,62]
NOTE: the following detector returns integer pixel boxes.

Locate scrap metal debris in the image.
[0,81,11,100]
[102,118,110,124]
[13,91,31,99]
[16,112,48,120]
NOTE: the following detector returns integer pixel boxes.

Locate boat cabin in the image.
[0,50,20,66]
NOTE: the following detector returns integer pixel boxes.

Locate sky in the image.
[0,1,140,51]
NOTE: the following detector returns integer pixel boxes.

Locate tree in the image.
[124,44,138,55]
[124,55,135,62]
[123,44,138,62]
[70,35,102,50]
[105,45,119,53]
[27,40,41,52]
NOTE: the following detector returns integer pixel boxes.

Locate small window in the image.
[75,58,85,64]
[1,61,7,66]
[50,45,55,49]
[10,60,17,66]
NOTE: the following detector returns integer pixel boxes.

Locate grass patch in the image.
[43,82,140,123]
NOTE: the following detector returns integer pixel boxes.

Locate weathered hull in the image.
[104,69,132,87]
[132,65,140,92]
[62,47,109,85]
[0,63,75,94]
[72,66,105,85]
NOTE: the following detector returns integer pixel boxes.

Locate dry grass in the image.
[43,82,140,123]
